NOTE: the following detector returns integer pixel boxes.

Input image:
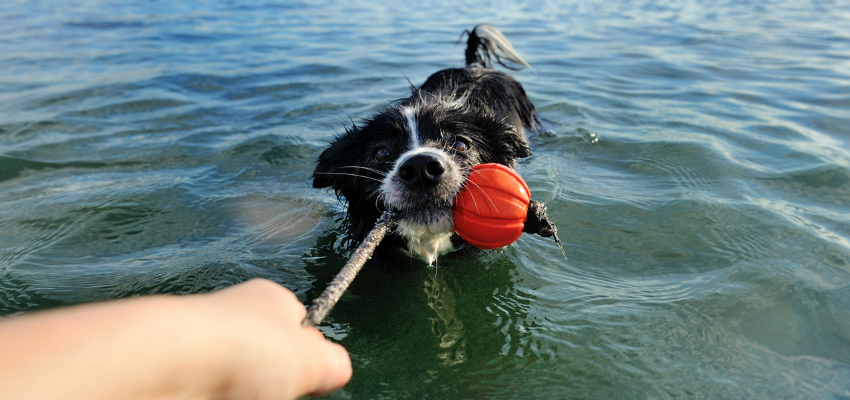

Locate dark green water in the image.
[2,1,850,398]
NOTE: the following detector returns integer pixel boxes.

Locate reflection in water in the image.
[302,238,541,398]
[424,273,467,366]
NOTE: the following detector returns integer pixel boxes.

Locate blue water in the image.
[2,0,850,398]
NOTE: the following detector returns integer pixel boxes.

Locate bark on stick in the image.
[302,211,396,327]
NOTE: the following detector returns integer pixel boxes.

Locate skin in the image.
[0,279,352,400]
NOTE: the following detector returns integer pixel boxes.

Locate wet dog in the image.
[313,24,556,264]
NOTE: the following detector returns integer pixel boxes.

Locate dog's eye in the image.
[452,139,469,152]
[374,147,391,162]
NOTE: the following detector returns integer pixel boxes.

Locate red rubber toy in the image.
[452,163,531,249]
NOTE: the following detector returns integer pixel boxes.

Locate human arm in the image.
[0,279,351,400]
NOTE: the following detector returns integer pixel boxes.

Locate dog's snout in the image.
[398,154,445,188]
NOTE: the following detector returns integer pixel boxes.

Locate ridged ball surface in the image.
[452,163,530,249]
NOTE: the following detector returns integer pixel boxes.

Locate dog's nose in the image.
[398,154,445,188]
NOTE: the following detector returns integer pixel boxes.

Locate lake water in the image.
[2,0,850,398]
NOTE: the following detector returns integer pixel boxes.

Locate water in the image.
[2,0,850,398]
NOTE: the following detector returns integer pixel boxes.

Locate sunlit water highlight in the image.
[2,0,850,398]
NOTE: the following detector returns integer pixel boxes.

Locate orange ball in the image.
[452,163,531,249]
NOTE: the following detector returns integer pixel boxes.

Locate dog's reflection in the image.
[303,232,516,354]
[302,231,540,397]
[423,272,467,366]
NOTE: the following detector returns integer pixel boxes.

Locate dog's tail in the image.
[463,24,532,70]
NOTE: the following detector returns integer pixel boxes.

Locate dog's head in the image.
[313,90,531,263]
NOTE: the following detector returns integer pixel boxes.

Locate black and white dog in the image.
[313,24,556,264]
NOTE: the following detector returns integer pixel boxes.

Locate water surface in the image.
[2,0,850,398]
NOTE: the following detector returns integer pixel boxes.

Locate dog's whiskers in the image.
[458,180,482,214]
[466,178,499,211]
[339,165,388,177]
[374,193,384,216]
[313,172,385,184]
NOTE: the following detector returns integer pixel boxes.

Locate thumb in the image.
[302,330,352,397]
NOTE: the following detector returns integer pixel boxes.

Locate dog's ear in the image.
[313,133,352,190]
[500,125,532,160]
[313,147,337,189]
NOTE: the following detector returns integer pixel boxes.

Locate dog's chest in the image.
[397,218,455,265]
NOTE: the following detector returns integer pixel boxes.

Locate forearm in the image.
[0,296,228,400]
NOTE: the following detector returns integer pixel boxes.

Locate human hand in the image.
[196,279,352,399]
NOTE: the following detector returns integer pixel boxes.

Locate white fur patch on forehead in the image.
[402,106,421,149]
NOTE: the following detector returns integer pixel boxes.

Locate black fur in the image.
[313,25,539,258]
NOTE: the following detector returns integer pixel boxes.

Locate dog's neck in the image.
[396,217,455,265]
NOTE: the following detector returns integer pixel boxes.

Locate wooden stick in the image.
[302,211,396,327]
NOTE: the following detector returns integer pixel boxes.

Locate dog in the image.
[313,24,557,265]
